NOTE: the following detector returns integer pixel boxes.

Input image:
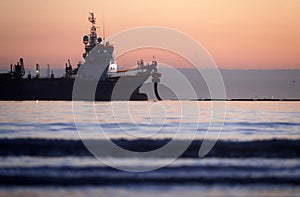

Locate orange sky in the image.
[0,0,299,70]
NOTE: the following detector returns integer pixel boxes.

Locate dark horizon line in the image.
[2,67,300,71]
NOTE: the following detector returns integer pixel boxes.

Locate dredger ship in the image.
[0,13,161,101]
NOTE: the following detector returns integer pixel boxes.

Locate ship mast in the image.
[82,12,102,59]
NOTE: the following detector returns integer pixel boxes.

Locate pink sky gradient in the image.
[0,0,299,70]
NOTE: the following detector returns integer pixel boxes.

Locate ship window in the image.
[104,50,107,53]
[98,50,100,53]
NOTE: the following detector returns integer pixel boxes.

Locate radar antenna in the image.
[88,12,96,24]
[103,14,105,41]
[83,12,100,58]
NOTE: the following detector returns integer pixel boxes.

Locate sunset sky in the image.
[0,0,299,70]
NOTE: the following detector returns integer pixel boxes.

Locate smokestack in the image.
[35,64,40,78]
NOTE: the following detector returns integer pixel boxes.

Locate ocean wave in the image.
[0,138,299,158]
[1,176,298,186]
[0,163,300,186]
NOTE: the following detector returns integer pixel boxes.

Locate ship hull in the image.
[0,75,148,101]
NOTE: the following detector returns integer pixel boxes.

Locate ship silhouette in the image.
[0,12,161,101]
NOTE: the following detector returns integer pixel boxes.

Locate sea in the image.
[0,101,299,197]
